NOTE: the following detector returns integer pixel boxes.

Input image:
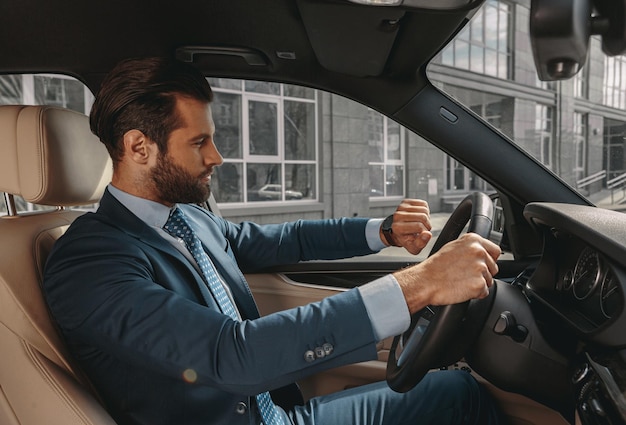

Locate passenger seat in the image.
[0,105,116,424]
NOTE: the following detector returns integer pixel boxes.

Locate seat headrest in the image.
[0,105,112,206]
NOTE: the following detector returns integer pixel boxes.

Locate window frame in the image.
[573,111,588,182]
[367,110,406,200]
[603,56,626,109]
[535,103,554,169]
[210,79,319,205]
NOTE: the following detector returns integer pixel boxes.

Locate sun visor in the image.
[297,0,405,77]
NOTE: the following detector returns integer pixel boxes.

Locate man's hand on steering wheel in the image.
[393,233,501,314]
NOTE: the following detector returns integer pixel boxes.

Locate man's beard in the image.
[150,153,211,205]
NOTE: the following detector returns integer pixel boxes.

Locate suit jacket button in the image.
[314,346,326,359]
[304,350,316,362]
[235,402,247,415]
[322,343,334,356]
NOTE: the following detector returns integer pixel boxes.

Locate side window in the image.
[206,78,457,236]
[367,109,405,199]
[0,74,93,115]
[439,0,512,80]
[209,79,317,204]
[0,74,94,215]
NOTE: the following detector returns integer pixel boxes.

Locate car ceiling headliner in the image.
[0,0,478,113]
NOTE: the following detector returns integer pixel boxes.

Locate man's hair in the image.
[89,57,213,163]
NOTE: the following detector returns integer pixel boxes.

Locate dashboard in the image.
[523,203,626,343]
[522,203,626,423]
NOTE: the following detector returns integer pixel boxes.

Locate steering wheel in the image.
[386,192,494,393]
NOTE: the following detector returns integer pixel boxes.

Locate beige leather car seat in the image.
[0,105,116,424]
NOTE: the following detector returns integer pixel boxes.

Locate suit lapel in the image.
[97,190,260,318]
[97,190,175,253]
[97,190,217,307]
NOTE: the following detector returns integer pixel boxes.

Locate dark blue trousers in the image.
[283,370,502,425]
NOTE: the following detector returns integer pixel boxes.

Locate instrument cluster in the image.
[523,202,626,344]
[559,247,622,324]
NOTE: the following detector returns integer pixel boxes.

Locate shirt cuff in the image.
[357,274,410,341]
[365,218,386,252]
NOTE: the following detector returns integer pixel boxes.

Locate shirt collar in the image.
[107,184,175,229]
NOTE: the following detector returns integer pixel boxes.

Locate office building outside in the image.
[2,0,625,223]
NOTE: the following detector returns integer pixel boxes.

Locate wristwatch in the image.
[381,214,395,246]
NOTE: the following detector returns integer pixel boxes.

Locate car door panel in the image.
[246,270,391,400]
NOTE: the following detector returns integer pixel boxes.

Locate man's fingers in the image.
[457,232,501,286]
[477,285,490,299]
[398,198,429,210]
[487,255,499,279]
[400,230,432,254]
[393,219,431,235]
[477,235,502,262]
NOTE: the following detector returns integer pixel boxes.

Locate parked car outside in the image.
[257,184,304,201]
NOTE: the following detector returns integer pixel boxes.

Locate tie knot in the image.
[169,206,184,221]
[163,208,192,241]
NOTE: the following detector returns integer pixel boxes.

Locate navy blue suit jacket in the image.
[43,190,381,425]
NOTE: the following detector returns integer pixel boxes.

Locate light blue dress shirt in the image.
[107,184,410,341]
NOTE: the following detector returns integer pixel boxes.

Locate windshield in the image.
[427,0,626,213]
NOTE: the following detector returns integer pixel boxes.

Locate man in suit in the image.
[43,57,503,425]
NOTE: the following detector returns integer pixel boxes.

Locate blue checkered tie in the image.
[164,208,284,425]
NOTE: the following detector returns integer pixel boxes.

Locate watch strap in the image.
[382,215,395,246]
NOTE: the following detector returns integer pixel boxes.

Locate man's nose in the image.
[205,142,224,166]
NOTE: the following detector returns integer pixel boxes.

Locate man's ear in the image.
[122,129,157,165]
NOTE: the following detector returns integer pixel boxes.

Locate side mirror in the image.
[530,0,626,81]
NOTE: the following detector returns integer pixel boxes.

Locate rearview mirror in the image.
[530,0,626,81]
[530,0,591,80]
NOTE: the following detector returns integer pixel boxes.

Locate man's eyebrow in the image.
[188,133,212,142]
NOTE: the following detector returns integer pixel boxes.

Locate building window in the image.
[603,56,626,109]
[209,79,318,204]
[573,61,589,99]
[470,99,504,129]
[441,0,512,79]
[0,74,92,114]
[535,104,554,169]
[573,112,587,182]
[368,110,405,198]
[0,75,22,104]
[445,156,466,191]
[603,118,626,181]
[435,86,503,193]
